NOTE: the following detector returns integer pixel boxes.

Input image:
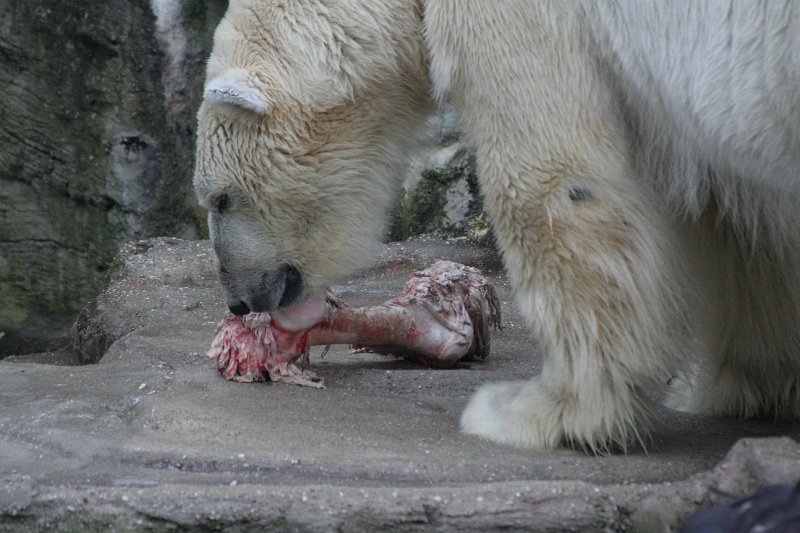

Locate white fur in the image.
[195,0,432,308]
[204,70,271,115]
[196,0,800,453]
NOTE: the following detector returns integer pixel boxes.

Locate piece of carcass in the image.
[207,260,501,387]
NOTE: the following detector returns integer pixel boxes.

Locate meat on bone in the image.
[207,260,502,388]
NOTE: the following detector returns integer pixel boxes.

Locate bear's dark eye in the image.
[213,193,230,213]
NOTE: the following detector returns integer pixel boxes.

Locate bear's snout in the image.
[227,263,304,315]
[276,264,303,309]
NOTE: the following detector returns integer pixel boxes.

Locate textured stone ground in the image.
[2,237,798,531]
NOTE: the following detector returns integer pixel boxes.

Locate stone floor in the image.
[2,236,798,531]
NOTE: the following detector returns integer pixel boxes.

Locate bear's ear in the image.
[203,70,271,115]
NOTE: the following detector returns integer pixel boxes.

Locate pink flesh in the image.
[207,260,501,386]
[208,313,323,388]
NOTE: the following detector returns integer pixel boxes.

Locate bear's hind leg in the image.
[667,208,800,419]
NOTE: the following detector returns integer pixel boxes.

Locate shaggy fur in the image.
[194,0,800,452]
[194,0,433,309]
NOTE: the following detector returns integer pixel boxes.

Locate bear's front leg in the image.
[426,1,695,452]
[460,154,694,452]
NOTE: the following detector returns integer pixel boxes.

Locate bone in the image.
[208,260,501,387]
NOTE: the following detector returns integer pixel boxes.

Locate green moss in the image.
[391,169,450,240]
[390,148,488,241]
[471,210,491,232]
[0,302,28,329]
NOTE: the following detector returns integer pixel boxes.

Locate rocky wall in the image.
[0,0,226,355]
[0,0,487,357]
[390,104,489,244]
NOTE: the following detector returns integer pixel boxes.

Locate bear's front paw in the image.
[461,378,649,452]
[460,380,564,449]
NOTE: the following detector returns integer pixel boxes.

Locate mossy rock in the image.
[391,145,488,242]
[0,0,224,355]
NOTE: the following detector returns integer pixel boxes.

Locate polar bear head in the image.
[194,0,431,314]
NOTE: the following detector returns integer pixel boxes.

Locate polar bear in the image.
[194,0,800,452]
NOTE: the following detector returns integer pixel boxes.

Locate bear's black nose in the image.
[229,301,250,316]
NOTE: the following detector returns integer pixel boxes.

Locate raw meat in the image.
[208,260,501,387]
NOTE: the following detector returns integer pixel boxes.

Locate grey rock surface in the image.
[391,107,489,243]
[2,237,799,531]
[0,0,225,355]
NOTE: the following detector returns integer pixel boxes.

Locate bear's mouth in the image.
[269,294,328,331]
